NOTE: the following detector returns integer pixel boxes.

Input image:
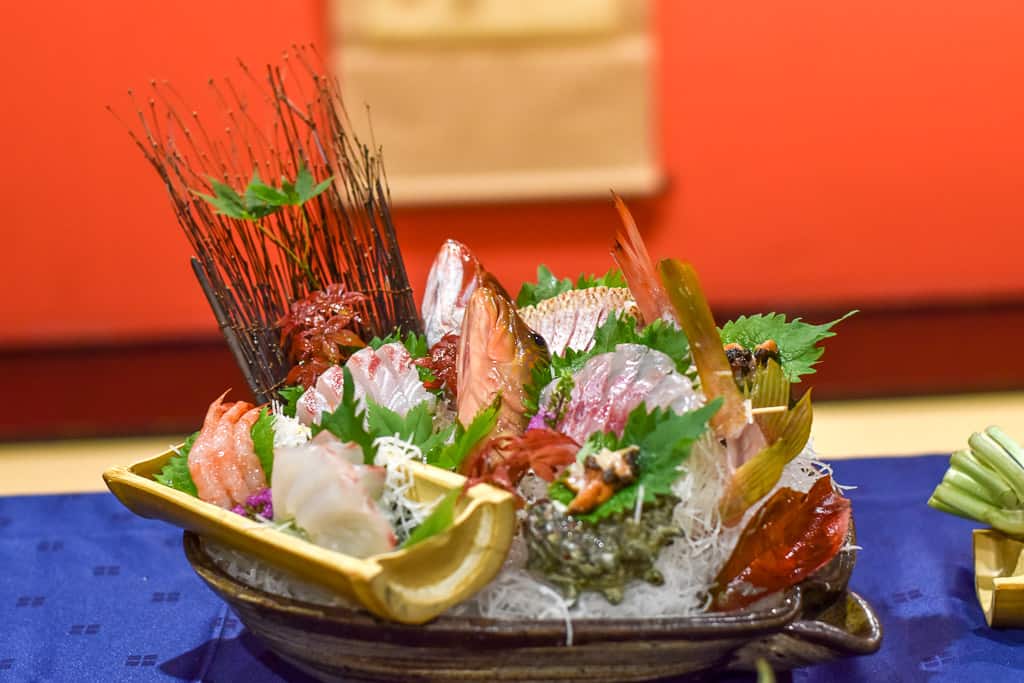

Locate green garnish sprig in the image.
[516,265,627,308]
[193,165,334,288]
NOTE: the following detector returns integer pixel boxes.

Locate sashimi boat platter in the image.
[104,48,881,681]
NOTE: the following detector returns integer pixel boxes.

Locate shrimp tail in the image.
[610,192,674,325]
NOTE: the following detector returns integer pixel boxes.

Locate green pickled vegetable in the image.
[929,427,1024,538]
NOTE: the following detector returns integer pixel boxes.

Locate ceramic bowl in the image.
[183,530,881,682]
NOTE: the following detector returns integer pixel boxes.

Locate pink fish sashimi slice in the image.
[346,343,435,415]
[294,344,435,426]
[272,431,396,558]
[422,239,481,347]
[518,287,638,357]
[544,343,703,444]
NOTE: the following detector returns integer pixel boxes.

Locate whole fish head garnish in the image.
[422,239,513,347]
[456,285,550,437]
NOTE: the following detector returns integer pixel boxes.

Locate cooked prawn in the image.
[187,391,233,508]
[232,406,268,500]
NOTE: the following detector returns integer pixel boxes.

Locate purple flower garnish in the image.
[245,487,273,519]
[527,410,555,432]
[231,488,273,519]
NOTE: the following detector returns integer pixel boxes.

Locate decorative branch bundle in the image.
[114,45,419,403]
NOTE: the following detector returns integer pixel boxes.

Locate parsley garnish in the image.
[516,265,627,308]
[368,329,430,358]
[366,400,453,464]
[719,311,857,383]
[549,400,721,522]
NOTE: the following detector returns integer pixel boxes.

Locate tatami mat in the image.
[2,392,1023,495]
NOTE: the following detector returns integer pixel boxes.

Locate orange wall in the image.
[3,1,1023,347]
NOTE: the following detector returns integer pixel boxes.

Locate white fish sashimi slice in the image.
[270,445,305,521]
[422,239,481,347]
[308,430,364,466]
[548,343,703,444]
[270,435,396,558]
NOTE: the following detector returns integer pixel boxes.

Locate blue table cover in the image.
[2,455,1022,682]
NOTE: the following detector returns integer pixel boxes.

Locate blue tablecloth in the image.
[2,455,1023,682]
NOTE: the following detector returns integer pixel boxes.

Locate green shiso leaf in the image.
[718,311,857,383]
[277,385,305,418]
[313,366,376,464]
[549,399,721,523]
[251,408,276,479]
[154,431,200,497]
[431,399,501,471]
[366,400,454,465]
[402,489,461,548]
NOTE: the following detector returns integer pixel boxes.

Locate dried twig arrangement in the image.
[112,45,419,403]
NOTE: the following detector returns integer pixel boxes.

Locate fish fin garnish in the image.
[610,192,674,325]
[719,386,813,526]
[657,258,749,441]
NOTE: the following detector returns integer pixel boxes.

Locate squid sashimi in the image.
[542,343,703,444]
[295,343,435,426]
[272,431,395,558]
[456,284,550,442]
[517,287,638,357]
[188,394,268,509]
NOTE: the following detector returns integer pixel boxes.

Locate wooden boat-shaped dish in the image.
[103,448,517,624]
[182,524,881,682]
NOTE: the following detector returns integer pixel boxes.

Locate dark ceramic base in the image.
[184,532,881,682]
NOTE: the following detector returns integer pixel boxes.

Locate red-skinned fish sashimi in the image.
[539,344,703,444]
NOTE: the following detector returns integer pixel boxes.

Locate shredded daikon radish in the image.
[373,435,436,543]
[206,540,355,608]
[270,403,312,448]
